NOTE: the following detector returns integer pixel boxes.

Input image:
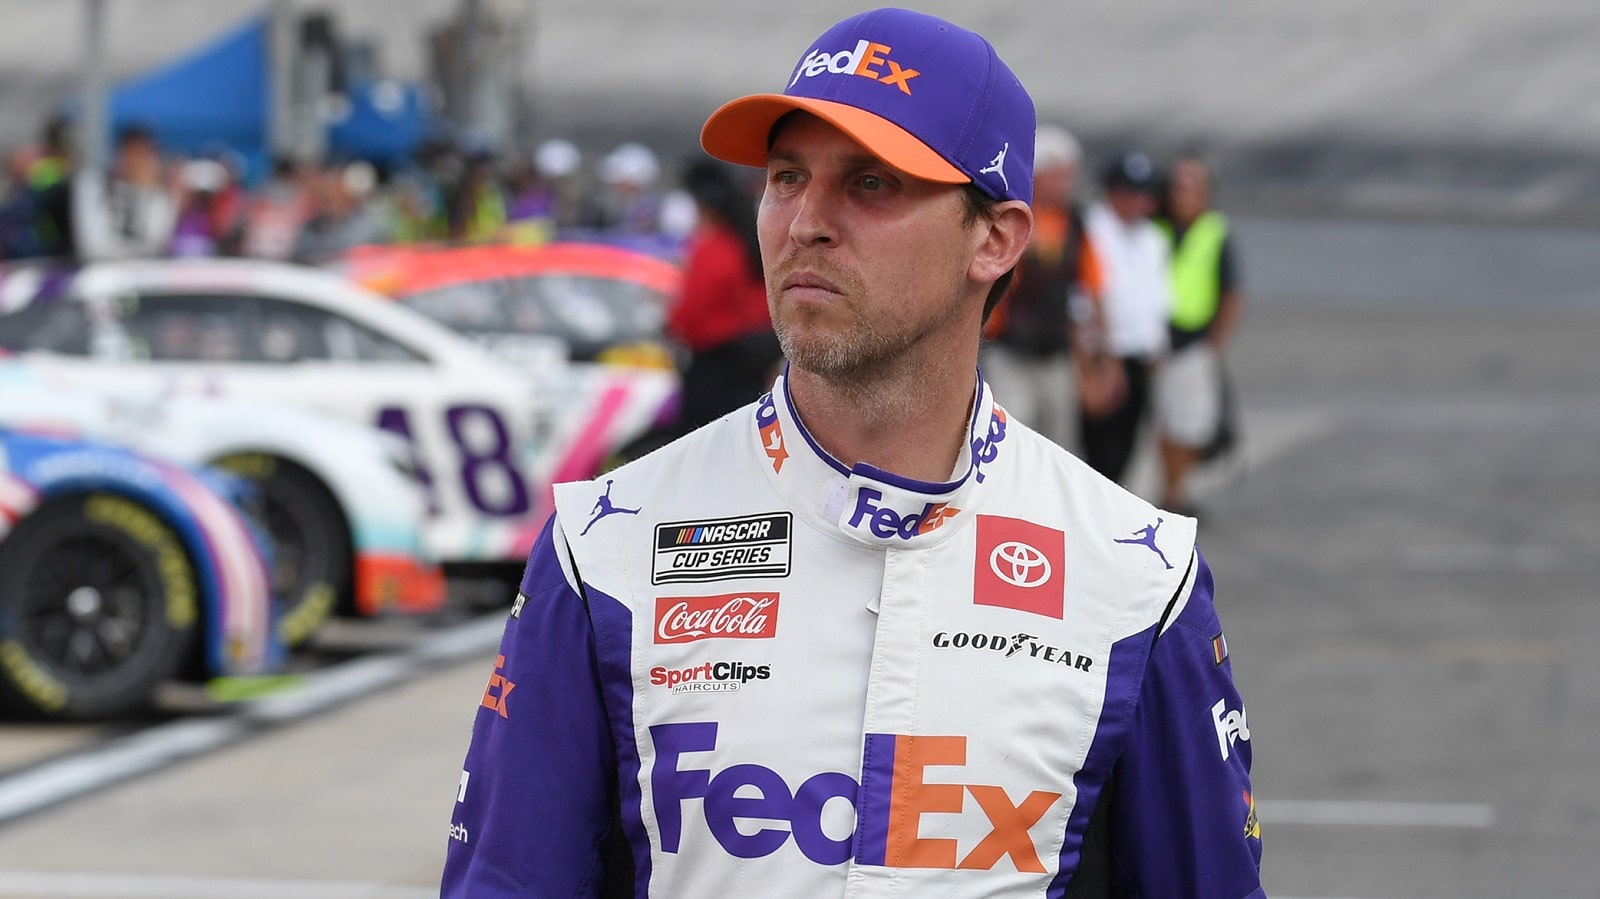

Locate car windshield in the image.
[401,274,667,360]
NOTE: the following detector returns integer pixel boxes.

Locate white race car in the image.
[0,258,678,585]
[0,360,446,647]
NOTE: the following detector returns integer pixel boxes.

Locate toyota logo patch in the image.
[974,515,1066,619]
[990,540,1051,588]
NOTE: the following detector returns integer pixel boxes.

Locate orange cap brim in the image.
[700,94,968,185]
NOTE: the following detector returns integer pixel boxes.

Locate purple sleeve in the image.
[440,516,615,898]
[1109,551,1265,898]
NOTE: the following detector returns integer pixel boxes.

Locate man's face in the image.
[758,113,982,383]
[118,137,161,185]
[1107,185,1154,223]
[1167,158,1210,223]
[1032,163,1077,209]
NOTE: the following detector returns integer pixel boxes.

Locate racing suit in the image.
[443,371,1263,897]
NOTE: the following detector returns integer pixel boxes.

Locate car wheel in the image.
[213,455,350,648]
[0,493,199,720]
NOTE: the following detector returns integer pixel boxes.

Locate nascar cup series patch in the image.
[652,513,792,584]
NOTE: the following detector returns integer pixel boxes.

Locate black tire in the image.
[213,455,351,647]
[0,493,199,720]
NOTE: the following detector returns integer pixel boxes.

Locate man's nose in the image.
[787,184,838,246]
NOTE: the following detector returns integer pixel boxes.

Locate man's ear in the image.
[969,200,1032,285]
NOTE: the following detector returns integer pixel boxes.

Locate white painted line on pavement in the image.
[1259,799,1495,828]
[0,611,507,826]
[0,871,435,898]
[0,719,240,822]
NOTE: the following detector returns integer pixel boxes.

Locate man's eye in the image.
[772,170,801,185]
[859,175,887,191]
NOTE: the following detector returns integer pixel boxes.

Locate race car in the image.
[0,361,445,647]
[0,258,678,580]
[0,428,280,720]
[336,241,683,367]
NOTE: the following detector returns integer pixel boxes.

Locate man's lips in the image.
[780,270,843,296]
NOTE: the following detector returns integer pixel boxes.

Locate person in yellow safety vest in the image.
[1152,153,1244,518]
[450,152,508,244]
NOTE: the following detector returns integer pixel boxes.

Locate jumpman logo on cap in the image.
[581,479,640,536]
[978,142,1009,192]
[1114,518,1173,570]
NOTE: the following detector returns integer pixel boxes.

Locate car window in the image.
[401,274,667,360]
[0,301,91,354]
[256,298,333,361]
[307,310,427,364]
[404,283,509,331]
[122,293,249,362]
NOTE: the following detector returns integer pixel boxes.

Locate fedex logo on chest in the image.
[651,723,1062,872]
[789,39,921,94]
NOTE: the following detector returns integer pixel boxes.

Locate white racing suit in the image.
[443,371,1264,897]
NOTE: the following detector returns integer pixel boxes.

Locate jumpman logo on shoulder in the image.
[978,142,1010,192]
[1114,518,1174,570]
[581,479,640,536]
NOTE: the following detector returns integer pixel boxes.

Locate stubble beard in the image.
[770,261,969,405]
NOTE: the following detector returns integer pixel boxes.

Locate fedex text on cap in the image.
[790,39,921,94]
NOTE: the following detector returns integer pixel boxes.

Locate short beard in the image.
[774,309,901,383]
[771,281,968,409]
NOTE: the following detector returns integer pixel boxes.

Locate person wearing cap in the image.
[1081,150,1175,485]
[442,9,1262,898]
[579,141,667,234]
[980,123,1107,454]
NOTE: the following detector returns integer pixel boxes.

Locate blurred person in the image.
[169,159,230,257]
[201,146,249,256]
[979,123,1107,451]
[579,141,665,233]
[442,8,1261,898]
[448,151,507,243]
[664,157,781,433]
[292,161,389,265]
[1081,150,1172,485]
[1154,152,1245,516]
[504,138,584,244]
[244,157,316,260]
[19,115,76,257]
[0,146,46,257]
[72,123,178,261]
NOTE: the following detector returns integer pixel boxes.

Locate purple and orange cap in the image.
[700,7,1037,206]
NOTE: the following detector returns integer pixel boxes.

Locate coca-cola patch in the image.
[654,593,780,644]
[652,513,792,584]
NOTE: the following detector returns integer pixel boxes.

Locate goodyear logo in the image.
[789,39,921,95]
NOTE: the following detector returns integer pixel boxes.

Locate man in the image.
[1081,151,1173,485]
[72,123,177,261]
[980,124,1106,453]
[442,9,1262,898]
[1155,152,1245,516]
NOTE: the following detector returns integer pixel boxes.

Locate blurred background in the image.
[0,1,1595,897]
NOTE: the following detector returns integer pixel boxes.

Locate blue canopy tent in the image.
[68,13,436,183]
[108,15,270,164]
